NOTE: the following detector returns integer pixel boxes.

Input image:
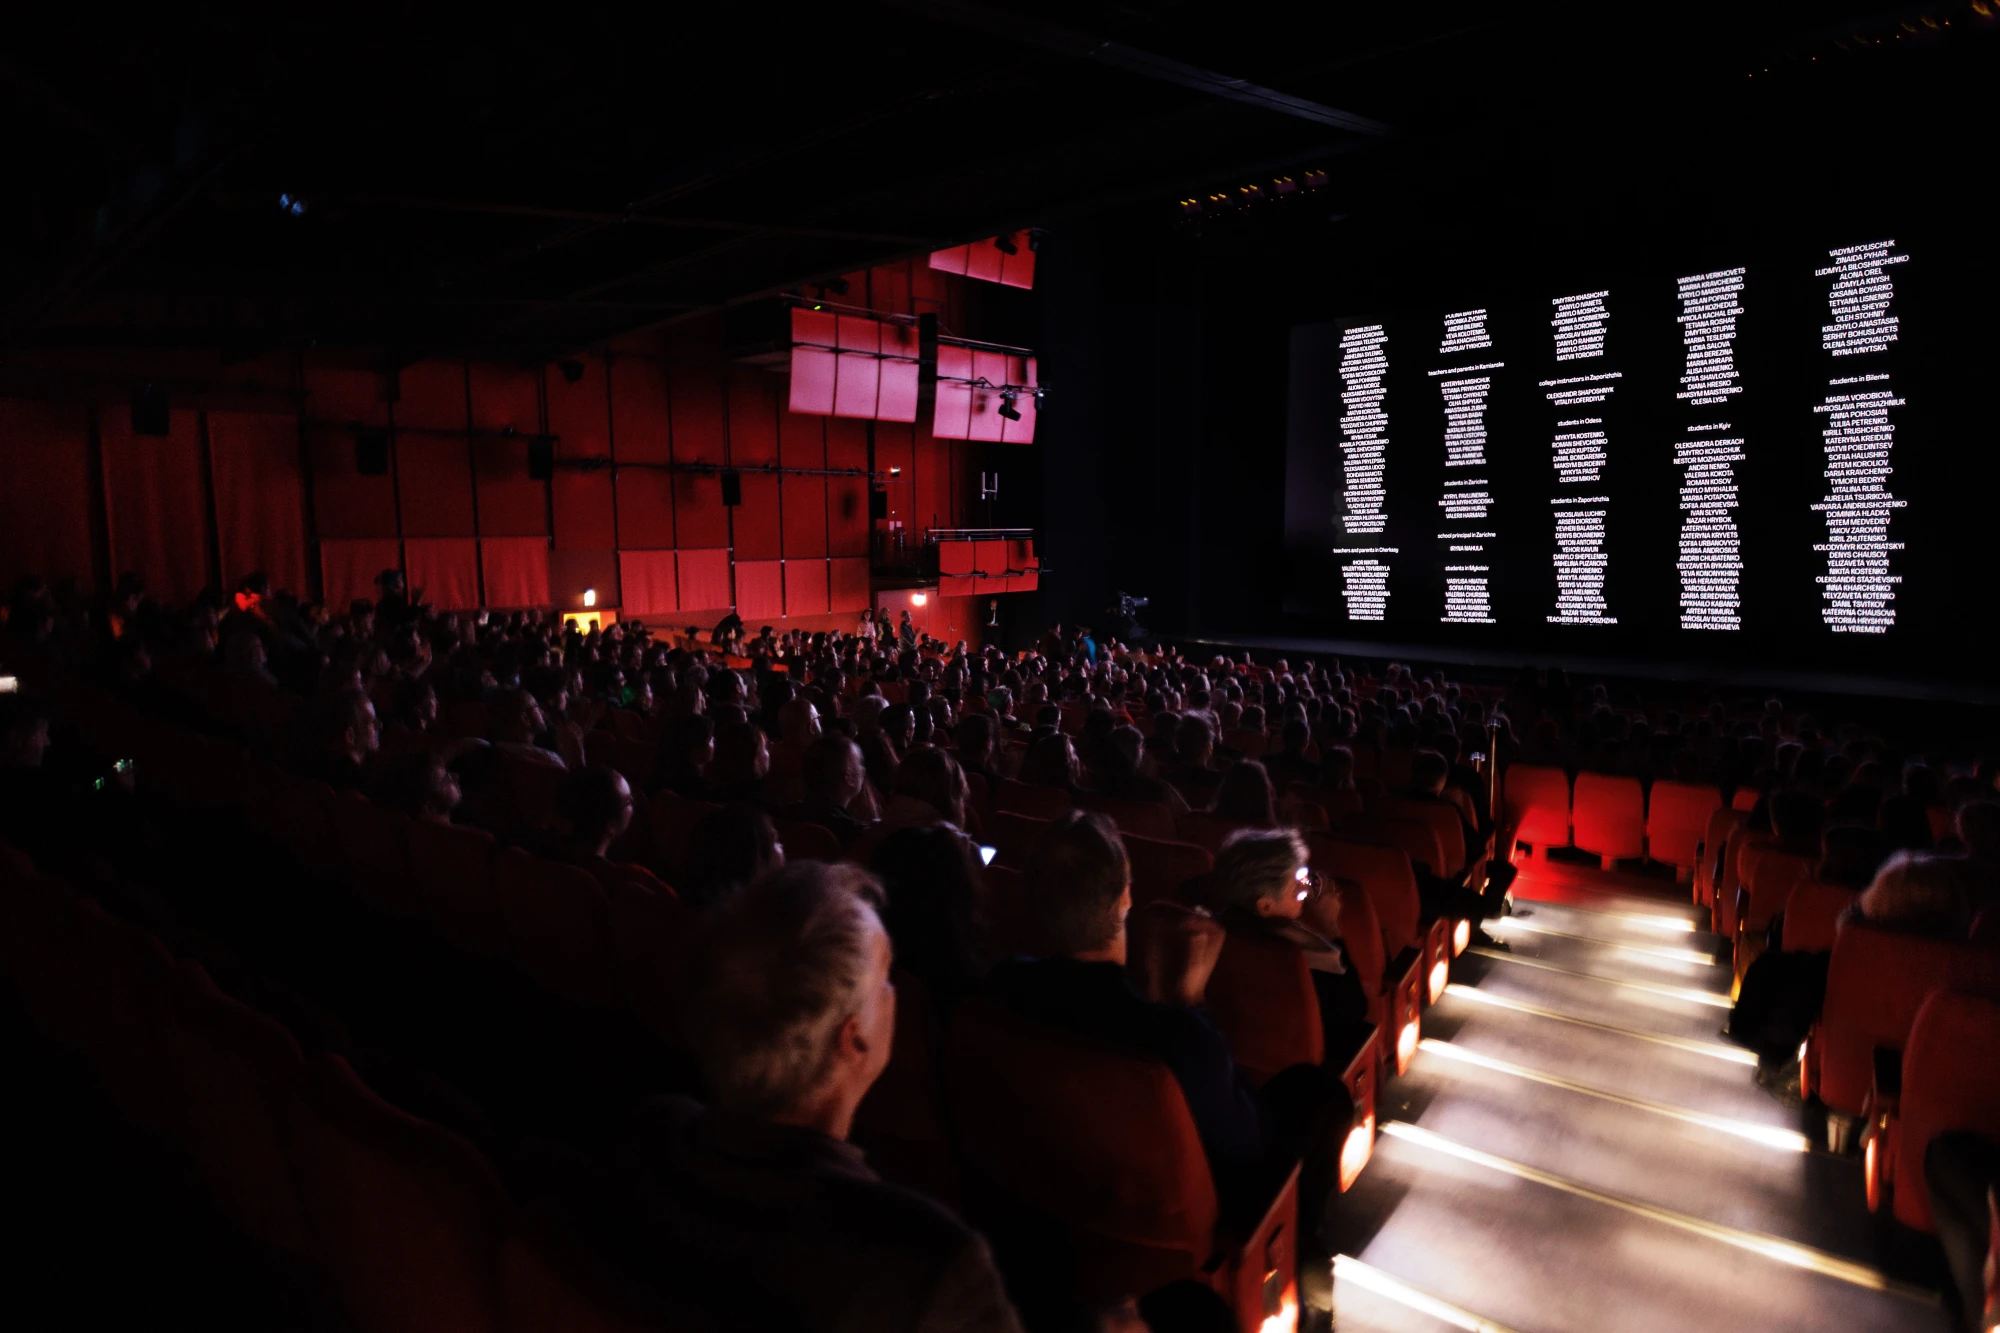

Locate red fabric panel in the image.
[932,345,974,439]
[832,316,880,419]
[782,477,827,558]
[552,471,615,549]
[305,364,388,426]
[670,366,728,464]
[616,470,675,549]
[913,435,958,532]
[676,548,731,612]
[404,537,481,610]
[674,471,730,549]
[320,538,402,611]
[928,245,970,277]
[829,556,870,613]
[396,435,477,536]
[481,537,550,608]
[469,364,540,433]
[731,472,783,560]
[779,411,824,469]
[1000,356,1038,445]
[611,356,670,463]
[307,423,398,538]
[785,559,830,617]
[618,550,678,616]
[975,540,1008,579]
[967,351,1010,442]
[871,261,913,317]
[824,419,869,558]
[999,236,1037,289]
[789,309,838,416]
[964,239,1006,285]
[101,407,208,603]
[394,361,467,431]
[877,323,920,423]
[547,356,609,459]
[939,541,975,576]
[474,441,547,536]
[1008,537,1038,570]
[0,400,95,590]
[727,371,779,465]
[733,559,783,621]
[1006,571,1040,593]
[548,549,619,613]
[207,411,308,595]
[939,575,976,599]
[826,417,868,471]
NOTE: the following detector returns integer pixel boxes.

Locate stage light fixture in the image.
[911,592,928,607]
[993,233,1019,255]
[997,389,1021,422]
[557,358,586,384]
[889,465,902,475]
[582,589,597,608]
[1303,168,1329,188]
[1026,229,1042,252]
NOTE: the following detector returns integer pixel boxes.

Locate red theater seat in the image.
[991,778,1072,821]
[1203,926,1324,1086]
[493,850,620,1010]
[1866,989,2000,1232]
[1808,922,2000,1119]
[1341,811,1444,883]
[1174,811,1263,856]
[1075,791,1179,841]
[771,819,842,864]
[604,879,689,1041]
[1647,780,1724,881]
[1286,783,1365,828]
[850,969,958,1205]
[409,820,508,960]
[1503,765,1570,853]
[986,810,1054,871]
[1571,772,1645,867]
[1781,879,1860,954]
[1699,806,1747,908]
[289,1054,506,1333]
[1376,796,1467,880]
[1120,834,1214,909]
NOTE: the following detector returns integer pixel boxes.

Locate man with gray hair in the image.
[623,861,1022,1333]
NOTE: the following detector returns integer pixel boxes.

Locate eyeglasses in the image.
[1293,865,1323,905]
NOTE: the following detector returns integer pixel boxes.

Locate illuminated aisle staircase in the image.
[1326,866,1951,1333]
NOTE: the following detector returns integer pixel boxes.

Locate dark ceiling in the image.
[1,2,1987,362]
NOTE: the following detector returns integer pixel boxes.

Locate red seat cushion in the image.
[1896,989,2000,1232]
[1819,923,2000,1116]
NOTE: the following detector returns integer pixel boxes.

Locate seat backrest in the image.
[1819,922,2000,1116]
[1571,772,1646,860]
[1718,826,1775,938]
[986,810,1054,871]
[1279,798,1329,833]
[1648,780,1724,868]
[1730,786,1760,811]
[771,819,842,864]
[1120,834,1215,910]
[1174,811,1262,856]
[1306,832,1420,961]
[1741,846,1815,934]
[409,820,508,959]
[646,794,723,882]
[603,880,691,1041]
[1339,812,1444,882]
[851,969,958,1204]
[1376,747,1417,793]
[942,998,1217,1303]
[1286,783,1365,828]
[1330,876,1387,1025]
[1204,928,1324,1084]
[493,850,619,1009]
[1502,764,1570,846]
[1782,879,1859,954]
[289,1054,507,1333]
[1701,807,1748,905]
[1075,791,1179,841]
[993,779,1073,821]
[1896,989,2000,1232]
[1376,797,1465,879]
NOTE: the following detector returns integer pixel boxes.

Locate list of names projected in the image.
[1432,309,1500,624]
[1673,268,1747,630]
[1812,240,1910,633]
[1542,291,1621,625]
[1333,324,1397,622]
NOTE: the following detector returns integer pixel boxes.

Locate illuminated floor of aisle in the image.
[1325,861,1954,1333]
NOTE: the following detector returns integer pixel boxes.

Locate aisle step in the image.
[1331,1123,1937,1333]
[1333,1254,1526,1332]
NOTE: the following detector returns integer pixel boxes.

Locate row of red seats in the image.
[0,845,671,1333]
[1503,765,1743,876]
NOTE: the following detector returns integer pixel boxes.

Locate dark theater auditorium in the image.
[5,5,2000,1331]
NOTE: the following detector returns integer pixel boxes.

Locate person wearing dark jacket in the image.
[621,862,1022,1333]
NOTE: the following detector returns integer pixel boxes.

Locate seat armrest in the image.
[1384,946,1421,982]
[1870,1045,1902,1103]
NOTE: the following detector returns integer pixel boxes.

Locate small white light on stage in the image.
[1428,957,1449,1003]
[1453,918,1471,955]
[911,593,928,607]
[889,466,902,475]
[582,589,597,608]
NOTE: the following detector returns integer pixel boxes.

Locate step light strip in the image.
[1441,983,1759,1066]
[1378,1122,1933,1301]
[1487,917,1721,966]
[1510,896,1702,933]
[1467,948,1733,1009]
[1332,1254,1528,1333]
[1415,1038,1810,1152]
